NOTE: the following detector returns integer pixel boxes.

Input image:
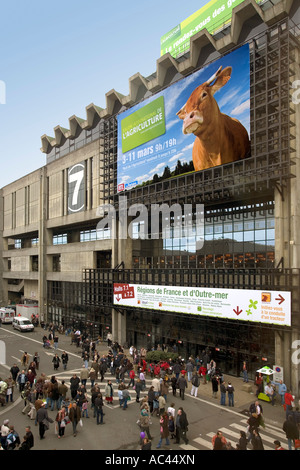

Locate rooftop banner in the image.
[113,283,291,327]
[160,0,262,58]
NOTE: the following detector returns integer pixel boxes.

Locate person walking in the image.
[61,351,69,370]
[220,381,226,406]
[134,378,143,403]
[21,352,30,369]
[69,402,82,437]
[25,425,34,449]
[156,411,170,448]
[251,429,264,450]
[283,414,299,450]
[175,407,189,445]
[284,390,295,418]
[52,354,61,371]
[104,379,114,405]
[186,360,194,382]
[212,430,227,450]
[70,374,80,400]
[227,382,235,407]
[242,361,248,383]
[190,372,200,397]
[94,393,105,425]
[0,419,10,450]
[177,374,187,401]
[211,375,219,399]
[278,380,287,406]
[36,402,52,440]
[140,408,153,440]
[80,365,89,387]
[55,406,67,438]
[10,364,20,382]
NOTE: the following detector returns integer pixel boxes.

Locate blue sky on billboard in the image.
[0,0,210,189]
[117,44,250,191]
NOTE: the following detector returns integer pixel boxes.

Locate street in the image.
[0,324,290,452]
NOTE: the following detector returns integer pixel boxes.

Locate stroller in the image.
[43,339,52,349]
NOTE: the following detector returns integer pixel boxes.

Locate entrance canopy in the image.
[256,366,275,375]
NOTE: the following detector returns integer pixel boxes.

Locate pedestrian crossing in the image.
[53,367,152,409]
[179,417,289,451]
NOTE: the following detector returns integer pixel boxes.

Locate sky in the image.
[0,0,215,189]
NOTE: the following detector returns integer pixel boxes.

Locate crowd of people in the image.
[0,328,196,450]
[0,326,299,450]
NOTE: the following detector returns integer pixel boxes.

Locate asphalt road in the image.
[0,324,290,453]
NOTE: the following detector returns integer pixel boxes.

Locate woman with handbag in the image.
[56,406,67,438]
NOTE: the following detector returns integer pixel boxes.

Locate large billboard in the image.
[113,283,291,327]
[117,43,250,193]
[160,0,263,59]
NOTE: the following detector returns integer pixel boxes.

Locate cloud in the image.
[231,99,250,116]
[149,161,166,175]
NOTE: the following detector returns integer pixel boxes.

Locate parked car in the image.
[12,316,34,332]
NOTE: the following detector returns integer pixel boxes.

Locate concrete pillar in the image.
[0,189,4,305]
[38,168,48,322]
[112,308,127,346]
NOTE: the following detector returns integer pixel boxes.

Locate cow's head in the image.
[176,66,232,136]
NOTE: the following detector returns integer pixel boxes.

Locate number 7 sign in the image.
[68,163,85,213]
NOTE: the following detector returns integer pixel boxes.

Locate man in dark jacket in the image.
[36,403,51,439]
[10,364,20,382]
[94,393,104,425]
[70,374,80,400]
[175,407,189,445]
[177,375,187,400]
[283,414,299,450]
[69,402,82,436]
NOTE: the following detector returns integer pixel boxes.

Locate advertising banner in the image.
[113,283,291,327]
[117,44,250,193]
[160,0,263,59]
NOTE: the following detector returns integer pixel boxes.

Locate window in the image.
[53,234,67,245]
[52,255,61,272]
[80,228,111,242]
[31,256,39,272]
[14,239,22,249]
[31,238,39,247]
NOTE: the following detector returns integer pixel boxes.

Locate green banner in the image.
[161,0,262,58]
[121,96,166,153]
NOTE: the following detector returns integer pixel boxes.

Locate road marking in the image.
[193,436,212,449]
[0,396,22,417]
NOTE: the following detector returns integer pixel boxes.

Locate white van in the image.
[0,307,15,324]
[12,316,34,332]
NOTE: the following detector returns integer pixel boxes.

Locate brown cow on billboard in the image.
[176,66,250,171]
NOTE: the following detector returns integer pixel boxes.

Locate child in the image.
[168,415,175,439]
[81,397,89,418]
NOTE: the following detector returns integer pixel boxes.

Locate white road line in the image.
[0,396,22,416]
[229,423,283,448]
[179,444,198,450]
[193,436,213,450]
[207,431,239,449]
[239,418,286,438]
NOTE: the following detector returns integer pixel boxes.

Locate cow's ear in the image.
[210,66,232,95]
[176,105,186,120]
